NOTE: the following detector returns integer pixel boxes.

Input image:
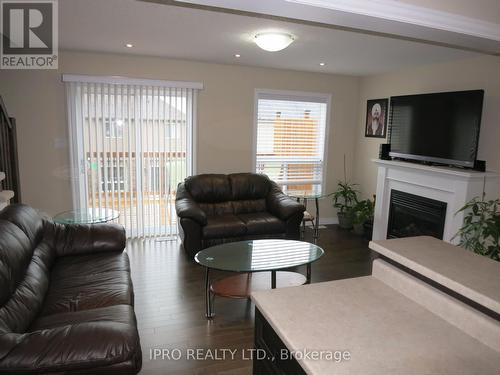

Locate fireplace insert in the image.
[387,190,447,239]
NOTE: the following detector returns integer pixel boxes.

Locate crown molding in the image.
[285,0,500,41]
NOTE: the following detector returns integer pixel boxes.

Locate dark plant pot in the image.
[337,212,353,229]
[353,223,365,236]
[363,221,374,241]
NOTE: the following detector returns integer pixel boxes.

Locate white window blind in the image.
[64,75,201,238]
[255,91,329,195]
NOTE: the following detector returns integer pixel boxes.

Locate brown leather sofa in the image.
[0,204,142,374]
[175,173,305,258]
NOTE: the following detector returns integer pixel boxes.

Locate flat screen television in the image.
[389,90,484,168]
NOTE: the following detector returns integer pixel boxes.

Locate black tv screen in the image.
[389,90,484,168]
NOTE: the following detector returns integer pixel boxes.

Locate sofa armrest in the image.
[175,183,207,225]
[266,182,305,221]
[0,323,141,373]
[178,217,203,259]
[52,222,126,257]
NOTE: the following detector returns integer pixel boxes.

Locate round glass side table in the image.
[53,208,120,224]
[287,191,333,241]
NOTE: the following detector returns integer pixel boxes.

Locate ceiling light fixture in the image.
[254,32,294,52]
[319,62,326,66]
[234,54,241,58]
[125,43,134,48]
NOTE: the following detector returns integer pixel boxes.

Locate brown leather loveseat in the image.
[175,173,305,258]
[0,204,142,374]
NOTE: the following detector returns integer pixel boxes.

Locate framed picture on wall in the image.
[365,98,388,138]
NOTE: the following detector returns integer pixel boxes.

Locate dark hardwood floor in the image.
[126,225,374,374]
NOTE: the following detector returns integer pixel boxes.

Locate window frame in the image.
[104,119,124,139]
[99,159,127,193]
[253,89,332,195]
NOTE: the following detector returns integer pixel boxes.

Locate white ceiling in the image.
[59,0,480,76]
[173,0,500,53]
[397,0,500,24]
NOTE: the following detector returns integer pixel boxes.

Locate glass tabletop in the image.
[195,239,324,272]
[53,208,120,224]
[287,191,333,199]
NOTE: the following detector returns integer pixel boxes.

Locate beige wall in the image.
[353,55,500,199]
[6,50,497,220]
[0,51,360,218]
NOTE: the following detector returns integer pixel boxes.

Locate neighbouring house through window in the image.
[64,75,201,237]
[100,159,127,192]
[104,119,124,138]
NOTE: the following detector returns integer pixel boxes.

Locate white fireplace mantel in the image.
[372,159,500,244]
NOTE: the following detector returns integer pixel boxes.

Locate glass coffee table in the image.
[195,239,324,318]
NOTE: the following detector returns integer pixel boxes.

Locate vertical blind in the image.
[255,91,329,195]
[64,75,201,237]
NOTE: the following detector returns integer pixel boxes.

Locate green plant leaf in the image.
[454,197,500,261]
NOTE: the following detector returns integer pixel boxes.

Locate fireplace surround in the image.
[372,159,500,244]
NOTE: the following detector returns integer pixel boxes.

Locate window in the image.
[147,158,167,192]
[254,90,329,195]
[64,75,201,237]
[165,119,185,139]
[100,160,126,192]
[104,119,124,138]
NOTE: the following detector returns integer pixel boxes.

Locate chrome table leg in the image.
[314,197,320,241]
[306,263,312,284]
[205,267,214,318]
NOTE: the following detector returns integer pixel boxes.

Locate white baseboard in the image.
[320,216,339,225]
[304,216,339,226]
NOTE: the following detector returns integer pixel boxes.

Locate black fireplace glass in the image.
[387,190,447,240]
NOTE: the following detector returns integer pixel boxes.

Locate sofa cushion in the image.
[0,240,55,334]
[185,174,231,203]
[0,206,55,334]
[229,173,271,200]
[0,322,141,373]
[203,215,247,239]
[50,251,130,277]
[50,222,127,257]
[0,204,44,248]
[41,252,132,316]
[199,201,233,216]
[231,199,267,214]
[0,221,34,307]
[30,305,136,331]
[238,212,286,235]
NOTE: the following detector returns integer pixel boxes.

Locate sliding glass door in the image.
[65,77,199,237]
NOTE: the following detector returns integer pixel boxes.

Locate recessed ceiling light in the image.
[234,54,241,58]
[254,33,294,52]
[125,43,134,48]
[319,62,326,66]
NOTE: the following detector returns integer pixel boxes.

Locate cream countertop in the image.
[251,276,500,375]
[369,236,500,314]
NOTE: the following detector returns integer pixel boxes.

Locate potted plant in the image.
[350,199,374,236]
[454,196,500,261]
[333,181,359,229]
